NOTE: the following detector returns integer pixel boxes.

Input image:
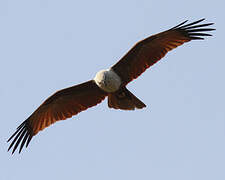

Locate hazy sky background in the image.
[1,0,224,180]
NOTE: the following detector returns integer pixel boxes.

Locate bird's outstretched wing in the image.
[7,80,107,154]
[112,19,215,85]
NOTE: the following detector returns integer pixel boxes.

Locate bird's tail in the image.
[108,87,146,110]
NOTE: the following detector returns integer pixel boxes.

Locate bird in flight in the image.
[8,19,215,154]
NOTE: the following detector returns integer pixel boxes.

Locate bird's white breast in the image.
[94,69,121,93]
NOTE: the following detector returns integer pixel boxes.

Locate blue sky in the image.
[1,0,225,180]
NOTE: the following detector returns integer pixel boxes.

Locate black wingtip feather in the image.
[190,37,205,40]
[12,129,27,154]
[188,33,212,37]
[8,126,25,152]
[183,23,214,30]
[172,18,215,40]
[26,135,33,148]
[7,120,33,154]
[19,132,29,153]
[170,20,188,30]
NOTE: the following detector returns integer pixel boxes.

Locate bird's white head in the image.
[94,69,121,93]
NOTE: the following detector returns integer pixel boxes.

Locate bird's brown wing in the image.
[7,80,107,154]
[112,19,215,85]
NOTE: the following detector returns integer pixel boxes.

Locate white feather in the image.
[94,69,121,92]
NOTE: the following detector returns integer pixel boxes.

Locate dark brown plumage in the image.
[8,19,215,154]
[8,81,107,154]
[112,19,214,85]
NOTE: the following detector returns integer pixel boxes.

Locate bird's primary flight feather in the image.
[8,19,215,154]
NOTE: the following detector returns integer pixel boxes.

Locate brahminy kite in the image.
[8,19,215,154]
